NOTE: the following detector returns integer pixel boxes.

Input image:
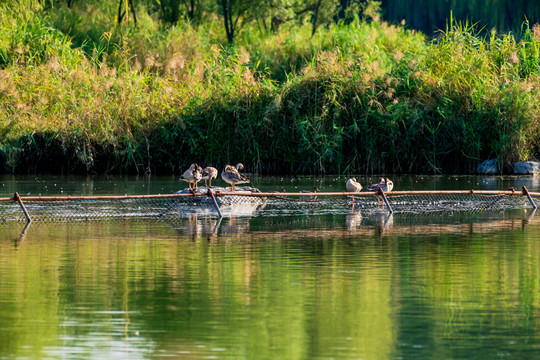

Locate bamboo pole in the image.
[0,189,536,203]
[14,192,32,223]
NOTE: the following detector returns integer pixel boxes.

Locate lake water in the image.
[0,175,539,359]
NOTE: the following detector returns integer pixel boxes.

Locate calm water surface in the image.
[0,175,539,359]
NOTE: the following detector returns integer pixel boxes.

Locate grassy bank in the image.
[1,2,539,175]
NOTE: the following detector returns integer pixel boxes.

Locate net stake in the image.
[378,189,394,214]
[522,186,537,209]
[207,189,223,217]
[14,192,32,223]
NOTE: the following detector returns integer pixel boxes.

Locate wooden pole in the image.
[207,189,223,217]
[379,189,394,214]
[0,189,535,203]
[14,192,32,223]
[522,186,537,209]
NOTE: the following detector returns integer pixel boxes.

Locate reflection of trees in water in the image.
[1,212,540,359]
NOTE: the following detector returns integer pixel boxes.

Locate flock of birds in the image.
[181,163,249,191]
[346,177,393,207]
[346,177,393,194]
[181,162,393,196]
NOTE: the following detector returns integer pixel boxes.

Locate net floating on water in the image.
[0,187,538,222]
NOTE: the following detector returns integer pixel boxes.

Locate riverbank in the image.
[1,3,539,175]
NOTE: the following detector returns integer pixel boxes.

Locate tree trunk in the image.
[311,0,322,36]
[118,0,138,26]
[129,0,138,26]
[221,0,234,43]
[187,0,195,20]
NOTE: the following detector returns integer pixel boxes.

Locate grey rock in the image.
[477,159,498,175]
[513,161,540,175]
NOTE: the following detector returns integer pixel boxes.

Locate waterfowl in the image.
[180,164,203,190]
[367,177,384,192]
[301,187,320,200]
[368,177,393,193]
[368,177,393,207]
[384,178,394,192]
[346,178,363,193]
[201,166,218,188]
[235,163,245,172]
[221,164,250,191]
[346,178,362,207]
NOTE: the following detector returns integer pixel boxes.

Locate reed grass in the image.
[0,2,539,174]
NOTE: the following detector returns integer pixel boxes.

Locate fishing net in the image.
[0,187,538,222]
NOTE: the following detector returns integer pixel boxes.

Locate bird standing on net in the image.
[346,178,363,192]
[368,177,393,207]
[201,166,218,188]
[221,164,250,191]
[180,164,203,190]
[367,177,393,193]
[346,178,363,207]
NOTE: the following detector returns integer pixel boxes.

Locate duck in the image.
[235,163,245,172]
[180,164,203,190]
[384,178,394,192]
[367,177,394,208]
[346,178,363,193]
[201,166,218,188]
[221,164,250,191]
[301,186,320,200]
[346,178,362,207]
[367,177,384,192]
[368,177,393,193]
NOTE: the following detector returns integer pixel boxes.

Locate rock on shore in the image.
[513,161,540,175]
[477,159,499,175]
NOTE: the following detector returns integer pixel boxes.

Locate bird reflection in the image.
[359,210,394,237]
[186,214,204,240]
[345,208,395,236]
[346,212,363,232]
[219,217,250,236]
[162,214,253,240]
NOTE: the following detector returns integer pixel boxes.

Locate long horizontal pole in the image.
[0,189,536,202]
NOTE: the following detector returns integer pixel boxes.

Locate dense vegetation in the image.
[0,0,539,175]
[382,0,540,37]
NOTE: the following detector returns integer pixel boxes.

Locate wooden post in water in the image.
[522,186,537,209]
[14,192,32,223]
[207,189,223,217]
[379,189,394,214]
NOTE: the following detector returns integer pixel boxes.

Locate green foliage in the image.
[0,3,539,174]
[0,16,83,67]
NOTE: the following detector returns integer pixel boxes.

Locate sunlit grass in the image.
[0,2,539,174]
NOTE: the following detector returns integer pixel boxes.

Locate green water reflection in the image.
[0,175,539,359]
[1,212,539,359]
